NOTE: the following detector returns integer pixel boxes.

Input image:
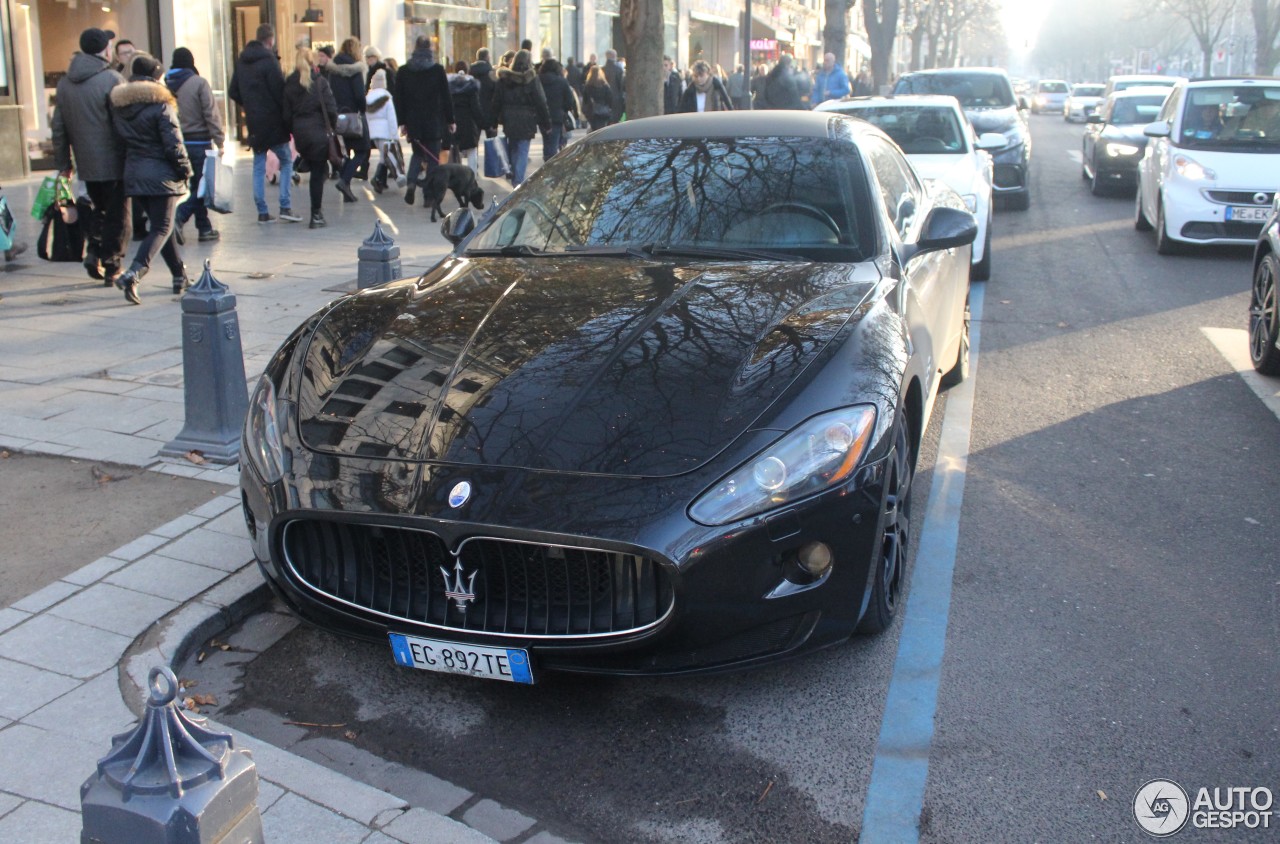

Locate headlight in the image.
[689,406,877,526]
[1173,154,1216,181]
[961,193,978,212]
[1105,143,1140,157]
[244,375,285,483]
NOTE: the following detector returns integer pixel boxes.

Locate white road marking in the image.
[1066,149,1083,165]
[1202,327,1280,421]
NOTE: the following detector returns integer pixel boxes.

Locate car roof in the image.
[1110,74,1180,81]
[900,67,1010,78]
[585,110,874,142]
[1037,79,1068,84]
[815,94,963,112]
[1072,83,1104,89]
[1184,76,1280,87]
[1109,86,1174,99]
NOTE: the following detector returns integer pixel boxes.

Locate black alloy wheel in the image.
[1250,252,1280,375]
[858,413,915,635]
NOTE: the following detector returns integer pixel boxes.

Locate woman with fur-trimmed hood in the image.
[109,53,192,304]
[284,48,339,228]
[490,49,550,186]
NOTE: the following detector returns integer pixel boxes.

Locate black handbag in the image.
[334,112,366,140]
[37,201,85,262]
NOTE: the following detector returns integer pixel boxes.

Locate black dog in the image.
[422,164,485,222]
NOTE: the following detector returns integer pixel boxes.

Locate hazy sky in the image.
[1000,0,1052,51]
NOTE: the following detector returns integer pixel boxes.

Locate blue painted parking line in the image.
[860,283,985,843]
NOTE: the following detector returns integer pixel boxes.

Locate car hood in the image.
[908,154,985,196]
[1100,125,1150,144]
[966,106,1022,135]
[295,256,879,476]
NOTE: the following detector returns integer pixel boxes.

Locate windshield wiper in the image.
[561,244,655,259]
[464,244,549,257]
[646,244,806,263]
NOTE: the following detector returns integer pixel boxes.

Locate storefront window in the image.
[277,0,353,54]
[538,0,576,61]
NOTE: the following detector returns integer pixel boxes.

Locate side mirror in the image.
[975,132,1006,151]
[1018,96,1030,111]
[1086,114,1103,124]
[1143,121,1171,138]
[441,208,477,244]
[913,206,977,256]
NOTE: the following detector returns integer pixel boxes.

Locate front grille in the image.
[1180,220,1264,240]
[993,164,1024,189]
[1205,190,1275,206]
[282,520,674,638]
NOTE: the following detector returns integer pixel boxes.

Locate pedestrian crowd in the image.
[48,22,871,306]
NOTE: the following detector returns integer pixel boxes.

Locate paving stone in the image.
[0,792,22,818]
[48,582,178,638]
[293,737,472,816]
[24,669,137,740]
[0,656,81,720]
[0,614,131,679]
[61,555,131,586]
[162,527,253,572]
[106,553,229,602]
[26,441,79,456]
[261,792,374,844]
[0,724,104,809]
[0,608,31,634]
[9,580,81,614]
[204,507,251,538]
[362,832,403,844]
[189,495,241,519]
[257,778,286,813]
[382,807,498,844]
[199,564,266,611]
[0,435,35,451]
[461,800,536,842]
[153,461,208,479]
[109,532,169,561]
[0,799,82,841]
[521,833,579,844]
[150,513,207,538]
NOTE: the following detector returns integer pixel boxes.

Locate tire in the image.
[1134,185,1153,231]
[1155,198,1182,255]
[1250,252,1280,375]
[1089,162,1108,196]
[942,285,972,387]
[970,218,991,282]
[858,412,914,635]
[1007,188,1031,211]
[1081,145,1090,180]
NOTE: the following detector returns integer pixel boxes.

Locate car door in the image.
[1142,84,1183,220]
[1083,97,1108,175]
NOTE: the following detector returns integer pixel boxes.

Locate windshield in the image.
[893,73,1015,108]
[1110,95,1167,125]
[1072,85,1104,97]
[846,106,967,154]
[465,137,872,262]
[1038,81,1068,94]
[1179,86,1280,150]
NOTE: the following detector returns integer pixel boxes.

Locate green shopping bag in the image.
[30,176,73,221]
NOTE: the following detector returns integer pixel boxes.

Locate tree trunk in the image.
[1253,0,1280,74]
[863,0,901,91]
[910,26,926,70]
[824,0,850,72]
[620,0,665,120]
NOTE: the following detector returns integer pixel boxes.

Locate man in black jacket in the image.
[229,24,299,223]
[603,49,625,123]
[397,36,455,206]
[662,57,682,114]
[469,48,496,130]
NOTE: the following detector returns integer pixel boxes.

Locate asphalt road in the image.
[207,114,1280,842]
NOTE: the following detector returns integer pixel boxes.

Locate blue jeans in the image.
[541,125,565,162]
[504,137,531,186]
[252,142,293,215]
[176,142,213,232]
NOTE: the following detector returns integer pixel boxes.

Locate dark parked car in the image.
[1081,87,1170,195]
[893,67,1032,209]
[240,111,976,682]
[1251,194,1280,375]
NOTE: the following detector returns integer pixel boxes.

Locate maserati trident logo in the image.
[448,481,472,508]
[441,560,478,611]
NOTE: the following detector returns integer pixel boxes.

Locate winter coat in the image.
[51,52,126,181]
[663,70,683,114]
[491,67,551,141]
[228,40,288,151]
[327,55,367,114]
[582,81,613,130]
[109,79,192,197]
[811,66,851,106]
[446,73,483,151]
[396,54,454,142]
[364,86,399,141]
[165,69,225,146]
[603,59,626,120]
[539,68,578,127]
[760,63,804,110]
[565,62,585,97]
[283,71,339,163]
[469,59,496,128]
[678,77,734,113]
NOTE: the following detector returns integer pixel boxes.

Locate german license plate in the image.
[389,633,534,684]
[1226,205,1270,222]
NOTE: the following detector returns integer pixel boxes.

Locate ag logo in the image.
[1134,779,1190,837]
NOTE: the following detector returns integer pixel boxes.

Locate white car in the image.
[1064,83,1105,122]
[1104,74,1183,98]
[1032,80,1070,114]
[1136,77,1280,254]
[817,94,1003,279]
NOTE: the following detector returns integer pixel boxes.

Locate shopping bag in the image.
[483,137,510,178]
[30,175,73,221]
[0,196,16,252]
[199,147,236,214]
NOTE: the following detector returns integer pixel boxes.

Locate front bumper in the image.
[239,448,891,676]
[1162,179,1270,246]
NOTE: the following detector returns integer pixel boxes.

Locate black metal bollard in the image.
[160,261,249,465]
[357,220,401,289]
[80,666,263,844]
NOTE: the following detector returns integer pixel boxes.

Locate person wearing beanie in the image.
[110,54,193,303]
[365,68,404,192]
[363,44,397,117]
[491,48,551,186]
[395,36,454,206]
[229,24,299,223]
[51,27,129,285]
[166,47,225,245]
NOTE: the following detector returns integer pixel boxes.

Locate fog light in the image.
[797,541,833,577]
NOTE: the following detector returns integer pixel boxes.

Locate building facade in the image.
[0,0,869,178]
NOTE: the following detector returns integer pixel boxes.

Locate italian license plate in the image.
[1226,205,1270,222]
[389,633,534,684]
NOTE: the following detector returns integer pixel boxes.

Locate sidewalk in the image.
[0,151,578,842]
